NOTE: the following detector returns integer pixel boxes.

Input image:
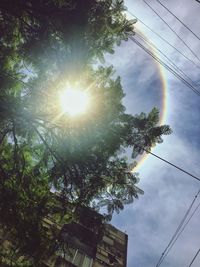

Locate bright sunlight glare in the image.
[59,87,90,116]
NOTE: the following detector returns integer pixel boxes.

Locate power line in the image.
[135,31,200,89]
[141,146,200,182]
[155,0,200,42]
[189,247,200,267]
[156,191,200,266]
[126,9,200,69]
[158,200,200,265]
[133,143,200,182]
[142,0,200,63]
[130,36,200,96]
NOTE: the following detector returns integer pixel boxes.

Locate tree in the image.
[0,0,171,265]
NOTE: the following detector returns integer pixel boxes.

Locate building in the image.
[0,195,128,267]
[42,206,128,267]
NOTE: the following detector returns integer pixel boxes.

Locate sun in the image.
[59,87,90,116]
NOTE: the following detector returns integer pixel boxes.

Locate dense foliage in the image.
[0,0,171,265]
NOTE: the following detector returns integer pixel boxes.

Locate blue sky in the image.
[107,1,200,266]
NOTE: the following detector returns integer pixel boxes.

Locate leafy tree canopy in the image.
[0,0,171,265]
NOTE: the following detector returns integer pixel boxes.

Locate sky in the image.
[106,1,200,266]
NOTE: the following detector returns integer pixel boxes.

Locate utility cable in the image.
[127,9,200,69]
[140,145,200,182]
[159,201,200,265]
[133,143,200,182]
[142,0,200,62]
[135,32,200,89]
[130,36,200,96]
[189,247,200,267]
[156,191,200,266]
[155,0,200,42]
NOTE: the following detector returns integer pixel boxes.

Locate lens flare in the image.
[59,88,90,116]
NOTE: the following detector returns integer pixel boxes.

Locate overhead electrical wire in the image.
[135,31,200,89]
[155,0,200,42]
[127,10,200,180]
[188,247,200,267]
[126,10,200,69]
[129,36,200,96]
[159,201,200,265]
[136,146,200,182]
[155,190,200,266]
[142,0,200,63]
